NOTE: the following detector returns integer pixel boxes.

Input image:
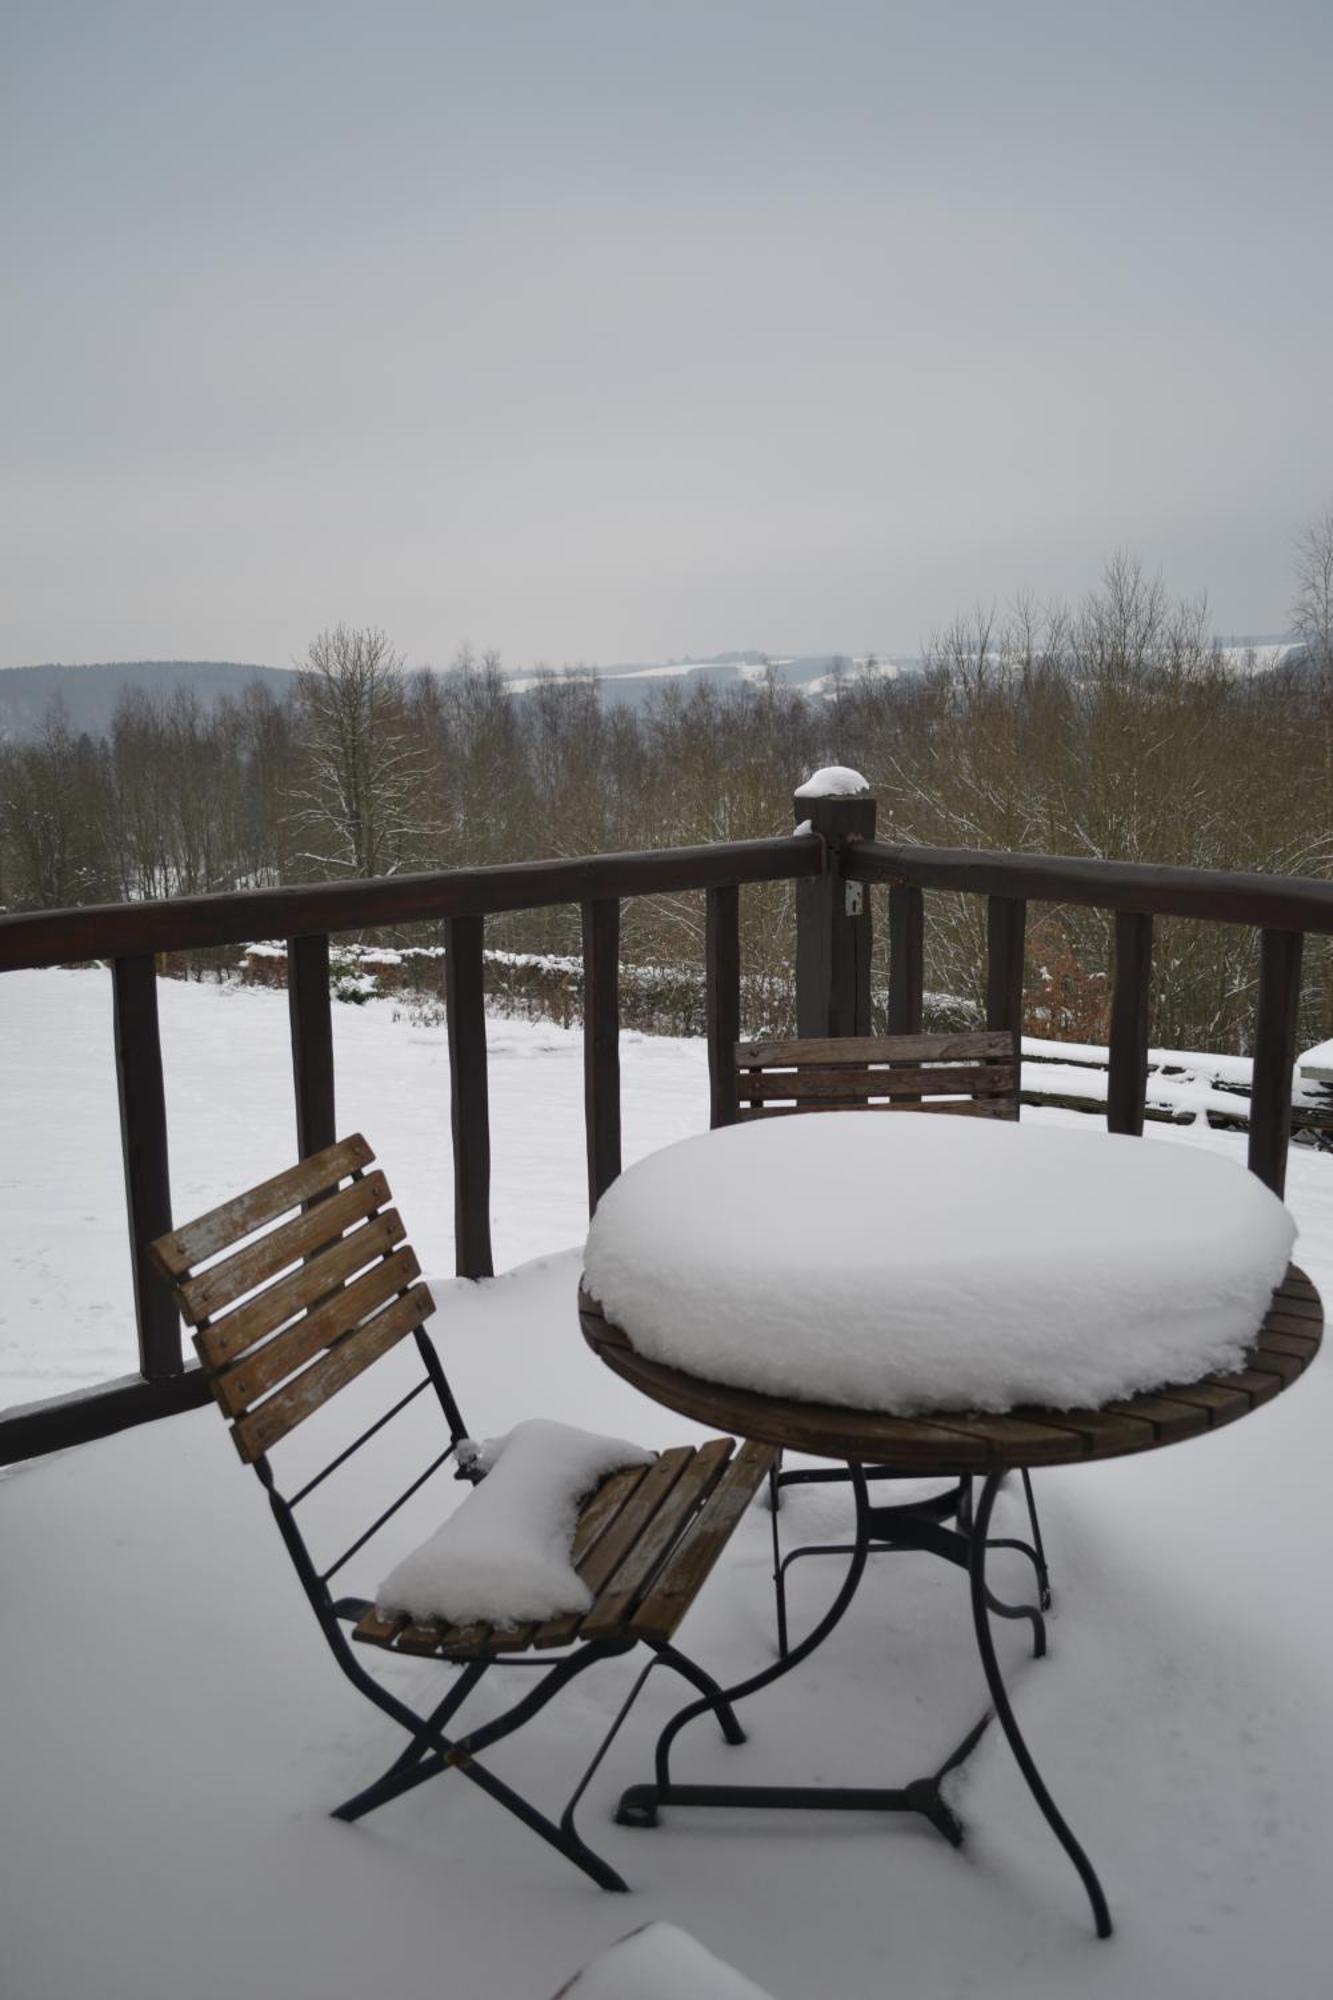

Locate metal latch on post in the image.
[844,881,864,917]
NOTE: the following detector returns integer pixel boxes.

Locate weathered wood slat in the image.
[1095,1394,1210,1444]
[737,1032,1012,1067]
[445,914,493,1279]
[195,1208,407,1369]
[578,1441,734,1641]
[630,1441,776,1642]
[174,1171,392,1324]
[152,1134,374,1277]
[740,1064,1015,1102]
[212,1245,422,1416]
[353,1606,405,1647]
[1017,1403,1161,1458]
[916,1410,1089,1463]
[582,897,622,1211]
[706,884,741,1128]
[531,1463,654,1649]
[231,1281,433,1463]
[737,1097,1013,1121]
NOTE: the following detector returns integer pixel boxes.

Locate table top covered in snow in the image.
[580,1115,1322,1468]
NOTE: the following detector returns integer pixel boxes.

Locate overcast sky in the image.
[3,1,1330,671]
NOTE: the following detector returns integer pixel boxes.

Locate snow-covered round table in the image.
[578,1115,1323,1937]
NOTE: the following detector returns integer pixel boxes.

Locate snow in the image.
[557,1922,777,1998]
[376,1418,652,1626]
[792,765,870,798]
[583,1114,1296,1414]
[1300,1037,1333,1082]
[2,968,1333,2000]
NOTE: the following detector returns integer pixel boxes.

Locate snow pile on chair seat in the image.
[554,1922,778,1999]
[376,1418,652,1625]
[582,1115,1297,1415]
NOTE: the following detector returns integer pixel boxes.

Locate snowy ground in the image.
[1,969,1331,1999]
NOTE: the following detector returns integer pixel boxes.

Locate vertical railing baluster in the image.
[1107,911,1153,1136]
[444,914,494,1277]
[582,898,622,1211]
[111,954,180,1378]
[706,884,740,1127]
[887,885,924,1034]
[985,895,1026,1119]
[287,933,336,1158]
[1249,927,1304,1196]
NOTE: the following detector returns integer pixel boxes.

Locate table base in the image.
[614,1465,1113,1939]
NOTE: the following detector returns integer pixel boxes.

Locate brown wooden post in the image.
[794,784,876,1037]
[582,898,622,1211]
[1107,911,1153,1136]
[1249,927,1303,1196]
[444,914,494,1277]
[288,933,336,1158]
[886,885,924,1034]
[985,895,1026,1119]
[111,954,181,1377]
[706,883,741,1126]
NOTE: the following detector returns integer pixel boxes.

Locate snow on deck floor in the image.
[1,969,1332,1999]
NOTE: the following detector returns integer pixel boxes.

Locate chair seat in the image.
[353,1436,775,1659]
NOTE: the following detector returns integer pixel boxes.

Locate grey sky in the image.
[3,1,1330,671]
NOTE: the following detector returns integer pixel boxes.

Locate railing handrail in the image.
[0,835,824,973]
[849,840,1333,934]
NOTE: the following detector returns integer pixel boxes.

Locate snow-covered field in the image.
[2,969,1331,1999]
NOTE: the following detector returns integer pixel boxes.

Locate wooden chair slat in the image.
[231,1281,434,1463]
[211,1244,422,1417]
[195,1208,408,1369]
[741,1064,1017,1103]
[151,1134,374,1275]
[578,1440,735,1641]
[630,1440,776,1643]
[354,1606,406,1647]
[738,1097,1013,1122]
[530,1463,655,1649]
[736,1033,1012,1068]
[176,1171,392,1324]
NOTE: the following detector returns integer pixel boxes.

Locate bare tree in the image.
[1292,504,1333,675]
[290,625,431,878]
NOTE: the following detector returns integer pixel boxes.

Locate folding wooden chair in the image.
[149,1135,774,1890]
[726,1033,1049,1653]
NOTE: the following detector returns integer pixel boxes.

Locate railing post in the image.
[1249,928,1303,1196]
[1107,911,1153,1137]
[582,898,622,1211]
[444,914,494,1278]
[887,886,924,1034]
[794,780,876,1037]
[288,933,336,1158]
[706,884,741,1126]
[111,955,180,1378]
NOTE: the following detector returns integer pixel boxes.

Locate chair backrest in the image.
[149,1134,456,1470]
[730,1031,1019,1121]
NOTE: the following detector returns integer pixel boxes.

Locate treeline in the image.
[2,561,1331,1053]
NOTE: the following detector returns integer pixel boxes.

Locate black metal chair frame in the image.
[255,1329,745,1889]
[153,1164,747,1895]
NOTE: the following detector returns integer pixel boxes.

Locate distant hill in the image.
[0,660,295,742]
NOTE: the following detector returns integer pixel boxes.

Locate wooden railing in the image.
[3,792,1331,1464]
[0,836,822,1462]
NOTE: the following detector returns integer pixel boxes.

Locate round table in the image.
[578,1260,1322,1937]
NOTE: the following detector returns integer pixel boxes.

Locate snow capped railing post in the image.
[794,769,876,1039]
